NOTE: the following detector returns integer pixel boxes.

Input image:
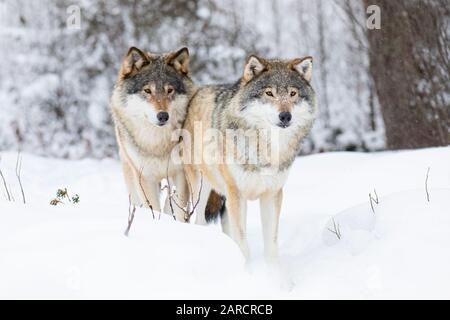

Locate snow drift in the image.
[0,146,449,299]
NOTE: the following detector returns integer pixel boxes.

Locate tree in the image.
[364,0,450,149]
[0,0,264,158]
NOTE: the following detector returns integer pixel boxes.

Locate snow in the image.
[0,0,384,158]
[0,146,449,299]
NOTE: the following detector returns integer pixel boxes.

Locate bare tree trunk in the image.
[271,0,281,56]
[364,0,450,149]
[316,0,330,125]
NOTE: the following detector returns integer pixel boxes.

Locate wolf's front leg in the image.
[260,189,283,264]
[220,207,230,236]
[121,160,140,205]
[135,173,161,213]
[164,171,190,222]
[183,166,212,225]
[226,189,250,260]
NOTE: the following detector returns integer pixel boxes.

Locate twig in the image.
[138,166,155,219]
[165,160,177,221]
[425,167,431,202]
[0,167,11,201]
[181,172,203,222]
[124,194,136,237]
[15,152,26,204]
[165,168,204,223]
[369,188,379,214]
[327,218,342,240]
[170,192,188,213]
[9,184,15,202]
[191,173,203,217]
[369,194,375,214]
[66,188,72,203]
[373,189,379,204]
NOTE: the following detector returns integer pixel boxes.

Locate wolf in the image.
[111,46,196,220]
[182,55,317,262]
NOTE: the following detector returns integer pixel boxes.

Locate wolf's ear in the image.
[243,55,267,84]
[166,47,190,76]
[122,47,149,77]
[290,56,313,82]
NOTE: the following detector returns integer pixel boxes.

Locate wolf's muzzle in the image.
[157,111,169,125]
[278,111,292,128]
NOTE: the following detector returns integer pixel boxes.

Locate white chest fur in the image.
[229,164,289,200]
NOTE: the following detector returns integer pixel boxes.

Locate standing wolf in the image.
[111,47,196,220]
[183,55,317,261]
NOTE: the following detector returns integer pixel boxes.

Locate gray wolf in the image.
[182,55,317,261]
[111,46,196,220]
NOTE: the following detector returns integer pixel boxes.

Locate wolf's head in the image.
[236,55,316,130]
[115,47,194,127]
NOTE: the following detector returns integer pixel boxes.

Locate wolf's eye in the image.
[167,88,174,94]
[144,88,152,94]
[265,91,274,97]
[290,91,297,97]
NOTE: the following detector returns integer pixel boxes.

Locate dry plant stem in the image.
[143,158,205,223]
[165,160,177,221]
[15,153,26,204]
[65,188,72,203]
[124,194,136,237]
[373,189,379,204]
[369,194,375,214]
[0,167,11,201]
[425,167,431,202]
[191,173,203,218]
[9,185,15,202]
[165,171,203,223]
[369,189,379,214]
[327,218,341,240]
[170,193,187,214]
[181,173,204,221]
[187,177,195,218]
[138,166,155,219]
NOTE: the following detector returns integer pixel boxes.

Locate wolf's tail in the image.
[205,190,226,223]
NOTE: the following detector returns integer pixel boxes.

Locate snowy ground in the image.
[0,147,449,299]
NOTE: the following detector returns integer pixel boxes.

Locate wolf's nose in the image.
[279,112,292,124]
[157,112,169,124]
